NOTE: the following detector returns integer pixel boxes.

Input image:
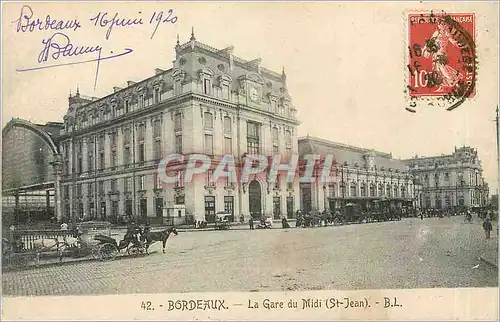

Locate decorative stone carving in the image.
[179,58,187,65]
[217,64,226,72]
[198,56,207,65]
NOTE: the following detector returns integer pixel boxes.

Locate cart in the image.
[214,212,232,230]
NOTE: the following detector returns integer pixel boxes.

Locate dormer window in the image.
[203,79,211,95]
[154,88,160,104]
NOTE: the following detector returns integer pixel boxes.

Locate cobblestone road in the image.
[3,217,497,296]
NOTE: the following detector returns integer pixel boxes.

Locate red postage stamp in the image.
[406,12,476,112]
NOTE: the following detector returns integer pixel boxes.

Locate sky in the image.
[2,2,499,191]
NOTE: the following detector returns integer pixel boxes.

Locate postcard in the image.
[1,1,498,321]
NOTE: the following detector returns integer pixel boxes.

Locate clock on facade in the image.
[249,86,259,102]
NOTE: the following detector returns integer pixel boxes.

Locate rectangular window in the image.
[204,134,213,155]
[99,152,105,171]
[139,175,145,191]
[174,113,182,131]
[125,100,130,113]
[110,132,116,147]
[138,124,145,141]
[175,135,182,154]
[154,88,160,104]
[76,184,82,196]
[176,171,184,188]
[138,144,145,163]
[203,79,211,95]
[247,122,260,154]
[224,137,232,154]
[124,177,130,192]
[224,196,234,221]
[110,150,117,169]
[204,196,216,222]
[154,139,162,160]
[153,119,161,138]
[154,173,162,190]
[99,181,105,195]
[204,112,213,129]
[123,128,131,144]
[223,116,232,133]
[88,152,94,174]
[206,169,215,187]
[88,183,94,197]
[110,179,117,192]
[285,130,292,146]
[124,147,130,168]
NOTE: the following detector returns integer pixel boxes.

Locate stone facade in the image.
[298,137,422,213]
[58,31,300,224]
[403,146,489,209]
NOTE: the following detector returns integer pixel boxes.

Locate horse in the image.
[32,236,78,267]
[140,227,178,254]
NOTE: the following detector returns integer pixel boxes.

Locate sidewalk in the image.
[479,228,499,269]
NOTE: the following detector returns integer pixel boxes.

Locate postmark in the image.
[405,12,477,113]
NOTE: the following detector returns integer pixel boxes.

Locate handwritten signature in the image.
[16,32,133,89]
[14,5,178,88]
[90,9,178,40]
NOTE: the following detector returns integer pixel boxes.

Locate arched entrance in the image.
[248,180,262,219]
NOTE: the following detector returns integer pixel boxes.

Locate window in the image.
[138,144,145,163]
[175,171,184,188]
[99,152,105,171]
[272,127,279,154]
[350,182,357,197]
[110,132,116,147]
[88,183,94,197]
[110,150,117,169]
[340,182,346,196]
[203,79,211,95]
[155,197,163,217]
[174,113,182,131]
[124,177,132,192]
[76,184,82,196]
[285,130,292,146]
[137,175,145,191]
[273,196,281,220]
[125,100,130,113]
[393,185,398,197]
[110,179,117,193]
[275,174,280,189]
[76,141,82,174]
[444,172,449,182]
[204,112,213,129]
[175,135,182,154]
[124,147,130,168]
[154,140,162,160]
[434,173,439,187]
[222,84,230,99]
[138,124,145,141]
[204,134,213,155]
[99,181,105,195]
[223,116,232,133]
[378,184,383,196]
[224,196,234,221]
[154,88,160,104]
[360,183,366,197]
[206,169,215,187]
[123,128,131,144]
[386,184,391,197]
[247,122,260,154]
[204,196,216,222]
[154,173,162,190]
[88,150,94,174]
[224,137,232,154]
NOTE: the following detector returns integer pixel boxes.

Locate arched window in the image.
[350,182,357,197]
[360,183,366,197]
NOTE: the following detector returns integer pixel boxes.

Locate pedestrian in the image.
[420,211,423,220]
[248,216,254,230]
[483,216,493,239]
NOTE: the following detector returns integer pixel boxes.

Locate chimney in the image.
[155,68,165,75]
[127,81,136,87]
[113,87,122,93]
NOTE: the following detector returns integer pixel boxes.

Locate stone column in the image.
[51,153,64,222]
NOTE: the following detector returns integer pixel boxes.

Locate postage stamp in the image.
[405,12,476,112]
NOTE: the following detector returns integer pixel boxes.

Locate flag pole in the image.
[496,105,500,215]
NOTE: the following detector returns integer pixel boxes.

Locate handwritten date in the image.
[90,9,178,40]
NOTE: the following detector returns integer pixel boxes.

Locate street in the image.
[2,216,498,296]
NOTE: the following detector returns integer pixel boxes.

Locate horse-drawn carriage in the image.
[214,212,232,230]
[2,221,178,270]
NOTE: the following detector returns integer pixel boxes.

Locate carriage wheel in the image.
[10,254,29,270]
[98,243,118,261]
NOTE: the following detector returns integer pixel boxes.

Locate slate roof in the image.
[298,136,408,171]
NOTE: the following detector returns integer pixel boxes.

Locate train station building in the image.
[297,136,421,213]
